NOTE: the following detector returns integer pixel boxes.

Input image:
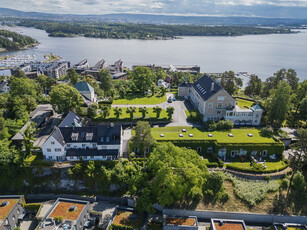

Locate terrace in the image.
[111,209,145,229]
[152,127,277,144]
[163,215,198,229]
[211,219,247,230]
[39,198,89,230]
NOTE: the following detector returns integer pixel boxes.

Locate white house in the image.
[42,113,122,161]
[178,75,263,126]
[74,82,97,103]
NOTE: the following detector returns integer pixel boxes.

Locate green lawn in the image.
[94,107,168,121]
[152,126,277,144]
[236,98,255,109]
[113,94,167,105]
[229,161,287,172]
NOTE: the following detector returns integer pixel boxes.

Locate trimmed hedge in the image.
[24,203,41,211]
[110,224,133,230]
[205,162,219,168]
[226,162,289,174]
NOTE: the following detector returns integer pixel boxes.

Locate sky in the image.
[1,0,307,18]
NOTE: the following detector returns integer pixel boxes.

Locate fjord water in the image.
[1,26,307,80]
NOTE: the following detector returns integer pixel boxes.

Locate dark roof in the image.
[192,74,223,101]
[59,111,82,128]
[74,82,94,93]
[59,125,121,145]
[178,81,189,87]
[66,149,119,157]
[51,128,65,146]
[0,81,8,90]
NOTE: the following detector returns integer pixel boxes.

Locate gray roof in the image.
[59,111,82,128]
[178,81,189,87]
[251,104,262,111]
[74,81,94,93]
[51,128,65,146]
[192,75,223,101]
[0,81,8,91]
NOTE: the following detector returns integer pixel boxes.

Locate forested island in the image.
[0,29,37,51]
[17,20,294,40]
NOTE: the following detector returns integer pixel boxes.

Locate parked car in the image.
[168,97,173,103]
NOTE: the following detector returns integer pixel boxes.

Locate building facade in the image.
[178,75,262,126]
[0,195,24,230]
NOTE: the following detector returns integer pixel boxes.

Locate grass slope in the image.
[236,98,255,109]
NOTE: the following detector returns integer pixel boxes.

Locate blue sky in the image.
[2,0,307,18]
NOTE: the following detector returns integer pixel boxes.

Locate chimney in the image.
[110,123,114,128]
[211,82,215,92]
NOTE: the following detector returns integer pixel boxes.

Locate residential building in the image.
[45,61,70,79]
[0,81,10,94]
[74,82,97,103]
[163,215,198,230]
[157,79,170,89]
[0,195,24,230]
[58,111,82,128]
[210,219,247,230]
[178,75,262,126]
[73,59,90,73]
[41,122,122,161]
[38,198,90,230]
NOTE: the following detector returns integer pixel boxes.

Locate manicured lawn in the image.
[113,94,166,105]
[49,201,86,220]
[236,98,255,109]
[95,107,169,121]
[152,126,276,144]
[229,161,287,172]
[112,210,144,229]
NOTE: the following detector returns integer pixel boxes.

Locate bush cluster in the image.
[110,224,133,230]
[225,163,288,174]
[186,110,204,122]
[204,120,234,131]
[24,203,41,211]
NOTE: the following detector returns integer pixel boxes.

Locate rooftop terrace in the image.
[0,199,18,221]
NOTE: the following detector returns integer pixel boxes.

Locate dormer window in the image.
[71,133,79,141]
[86,133,93,141]
[106,137,110,143]
[1,201,8,207]
[101,137,104,142]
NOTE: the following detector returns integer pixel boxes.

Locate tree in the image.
[266,81,292,127]
[87,103,98,119]
[66,68,80,85]
[36,74,56,94]
[139,107,148,119]
[131,121,154,161]
[161,87,166,96]
[136,142,208,212]
[292,80,307,114]
[126,107,136,120]
[285,129,307,208]
[13,68,27,78]
[299,97,307,120]
[130,67,155,95]
[153,106,162,118]
[166,107,175,120]
[0,117,9,140]
[50,84,83,114]
[113,107,122,120]
[221,71,243,95]
[99,69,114,97]
[244,75,262,96]
[10,77,38,98]
[22,121,36,159]
[101,106,110,119]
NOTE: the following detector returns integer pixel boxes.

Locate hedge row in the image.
[205,162,219,168]
[24,203,41,211]
[225,163,289,174]
[110,224,133,230]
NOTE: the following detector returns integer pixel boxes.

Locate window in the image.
[256,114,259,118]
[145,147,150,153]
[12,215,15,221]
[217,102,222,108]
[101,137,104,142]
[207,147,213,154]
[17,209,20,214]
[51,141,55,145]
[197,147,202,153]
[82,144,86,147]
[208,102,213,108]
[106,137,110,142]
[49,156,53,160]
[231,150,236,157]
[262,150,268,157]
[47,148,51,152]
[91,156,94,159]
[69,156,74,159]
[133,148,139,153]
[255,120,258,123]
[67,144,71,147]
[217,96,225,101]
[55,148,61,152]
[217,111,221,115]
[92,143,97,147]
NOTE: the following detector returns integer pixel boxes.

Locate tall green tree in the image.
[166,107,175,120]
[50,84,83,114]
[67,68,80,86]
[99,69,114,97]
[221,71,243,95]
[10,77,38,98]
[131,121,155,161]
[130,67,155,95]
[36,74,56,94]
[22,121,36,159]
[292,80,307,114]
[139,107,148,119]
[126,107,137,120]
[13,68,27,78]
[153,106,162,118]
[244,75,262,96]
[266,81,292,127]
[113,107,122,120]
[0,117,9,140]
[87,103,98,119]
[101,106,110,119]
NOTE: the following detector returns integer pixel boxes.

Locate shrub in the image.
[218,159,224,168]
[205,162,218,168]
[208,120,234,131]
[24,203,41,212]
[54,216,64,223]
[260,126,274,137]
[110,224,133,230]
[264,175,271,181]
[186,110,204,122]
[219,192,230,203]
[292,171,306,192]
[281,178,290,189]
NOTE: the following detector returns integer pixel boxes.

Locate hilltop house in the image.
[178,75,262,126]
[41,113,122,161]
[74,82,97,104]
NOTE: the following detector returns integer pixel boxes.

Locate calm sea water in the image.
[1,26,307,80]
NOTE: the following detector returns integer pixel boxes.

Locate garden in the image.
[111,210,145,230]
[226,160,289,173]
[113,94,167,105]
